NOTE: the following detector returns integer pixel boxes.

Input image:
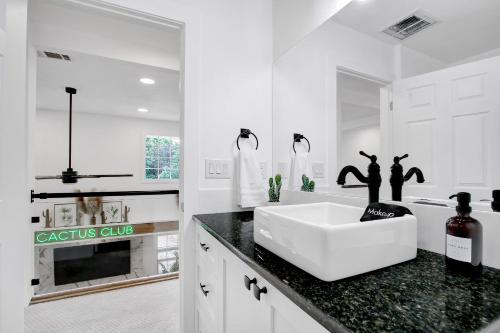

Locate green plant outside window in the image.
[145,135,180,180]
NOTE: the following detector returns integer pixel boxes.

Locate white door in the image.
[223,253,270,333]
[392,56,500,200]
[0,1,31,332]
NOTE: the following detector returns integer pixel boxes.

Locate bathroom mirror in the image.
[273,0,500,209]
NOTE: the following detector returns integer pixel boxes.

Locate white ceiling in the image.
[338,73,382,122]
[333,0,500,64]
[29,0,180,70]
[37,51,181,121]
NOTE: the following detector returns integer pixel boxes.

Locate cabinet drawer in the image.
[196,225,219,269]
[196,260,218,324]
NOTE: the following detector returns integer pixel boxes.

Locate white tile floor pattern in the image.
[25,280,180,333]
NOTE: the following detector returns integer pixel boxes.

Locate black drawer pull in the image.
[200,243,210,252]
[200,283,209,296]
[253,285,267,301]
[244,275,257,290]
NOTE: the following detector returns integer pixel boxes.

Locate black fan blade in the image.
[76,174,134,179]
[35,175,63,180]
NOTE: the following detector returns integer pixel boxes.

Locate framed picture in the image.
[54,203,78,228]
[102,201,123,223]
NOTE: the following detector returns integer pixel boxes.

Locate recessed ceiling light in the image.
[137,108,149,113]
[140,78,155,85]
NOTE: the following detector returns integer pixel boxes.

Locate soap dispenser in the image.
[492,190,500,212]
[446,192,482,275]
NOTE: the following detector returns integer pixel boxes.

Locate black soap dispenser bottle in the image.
[446,192,483,275]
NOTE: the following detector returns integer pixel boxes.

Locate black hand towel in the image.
[360,203,413,222]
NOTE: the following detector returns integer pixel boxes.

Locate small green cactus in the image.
[301,174,315,192]
[268,174,282,202]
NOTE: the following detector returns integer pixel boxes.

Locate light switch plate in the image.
[259,162,267,180]
[312,162,325,179]
[278,162,289,179]
[205,159,232,179]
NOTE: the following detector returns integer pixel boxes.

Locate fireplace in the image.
[54,240,131,286]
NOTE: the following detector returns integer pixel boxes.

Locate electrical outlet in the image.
[205,159,232,179]
[312,162,325,178]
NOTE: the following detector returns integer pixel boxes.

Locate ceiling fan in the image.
[36,87,133,184]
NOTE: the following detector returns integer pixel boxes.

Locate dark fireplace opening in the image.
[54,240,131,286]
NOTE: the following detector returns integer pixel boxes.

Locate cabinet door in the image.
[196,306,216,333]
[265,285,329,333]
[223,253,271,333]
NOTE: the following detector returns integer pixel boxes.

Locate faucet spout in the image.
[404,167,425,183]
[337,165,368,185]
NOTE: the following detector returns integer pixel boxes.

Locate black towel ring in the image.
[293,133,310,153]
[237,128,259,150]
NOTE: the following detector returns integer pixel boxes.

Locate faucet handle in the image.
[394,154,409,164]
[359,151,377,163]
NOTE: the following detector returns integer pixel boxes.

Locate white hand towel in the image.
[237,145,267,208]
[289,151,312,190]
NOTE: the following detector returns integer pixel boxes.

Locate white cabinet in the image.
[223,252,270,332]
[195,224,329,333]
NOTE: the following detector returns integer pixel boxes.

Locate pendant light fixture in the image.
[36,87,133,184]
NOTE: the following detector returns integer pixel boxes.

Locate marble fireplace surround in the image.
[33,220,178,295]
[35,235,154,295]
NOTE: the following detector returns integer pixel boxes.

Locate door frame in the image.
[335,66,392,199]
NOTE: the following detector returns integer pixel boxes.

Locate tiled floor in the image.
[25,279,179,333]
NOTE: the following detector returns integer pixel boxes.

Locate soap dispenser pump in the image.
[446,192,482,275]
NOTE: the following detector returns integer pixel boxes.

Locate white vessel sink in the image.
[254,202,417,281]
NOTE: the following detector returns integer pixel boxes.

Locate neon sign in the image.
[35,225,135,245]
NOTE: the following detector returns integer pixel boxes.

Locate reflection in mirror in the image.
[273,0,500,210]
[337,70,386,198]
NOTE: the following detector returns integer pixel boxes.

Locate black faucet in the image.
[337,151,381,204]
[390,154,425,201]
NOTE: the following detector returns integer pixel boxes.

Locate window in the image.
[145,135,180,180]
[157,233,179,274]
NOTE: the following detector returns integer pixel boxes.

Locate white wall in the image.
[34,110,180,192]
[0,0,30,332]
[450,46,500,67]
[272,0,352,60]
[396,45,447,79]
[191,0,273,213]
[273,19,395,193]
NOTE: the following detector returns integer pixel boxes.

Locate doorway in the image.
[337,69,388,198]
[26,0,184,331]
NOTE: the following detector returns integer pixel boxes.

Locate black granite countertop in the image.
[194,211,500,333]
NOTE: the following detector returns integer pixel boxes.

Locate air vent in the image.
[37,51,71,61]
[382,12,436,40]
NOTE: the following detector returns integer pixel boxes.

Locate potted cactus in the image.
[301,174,315,192]
[268,174,282,203]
